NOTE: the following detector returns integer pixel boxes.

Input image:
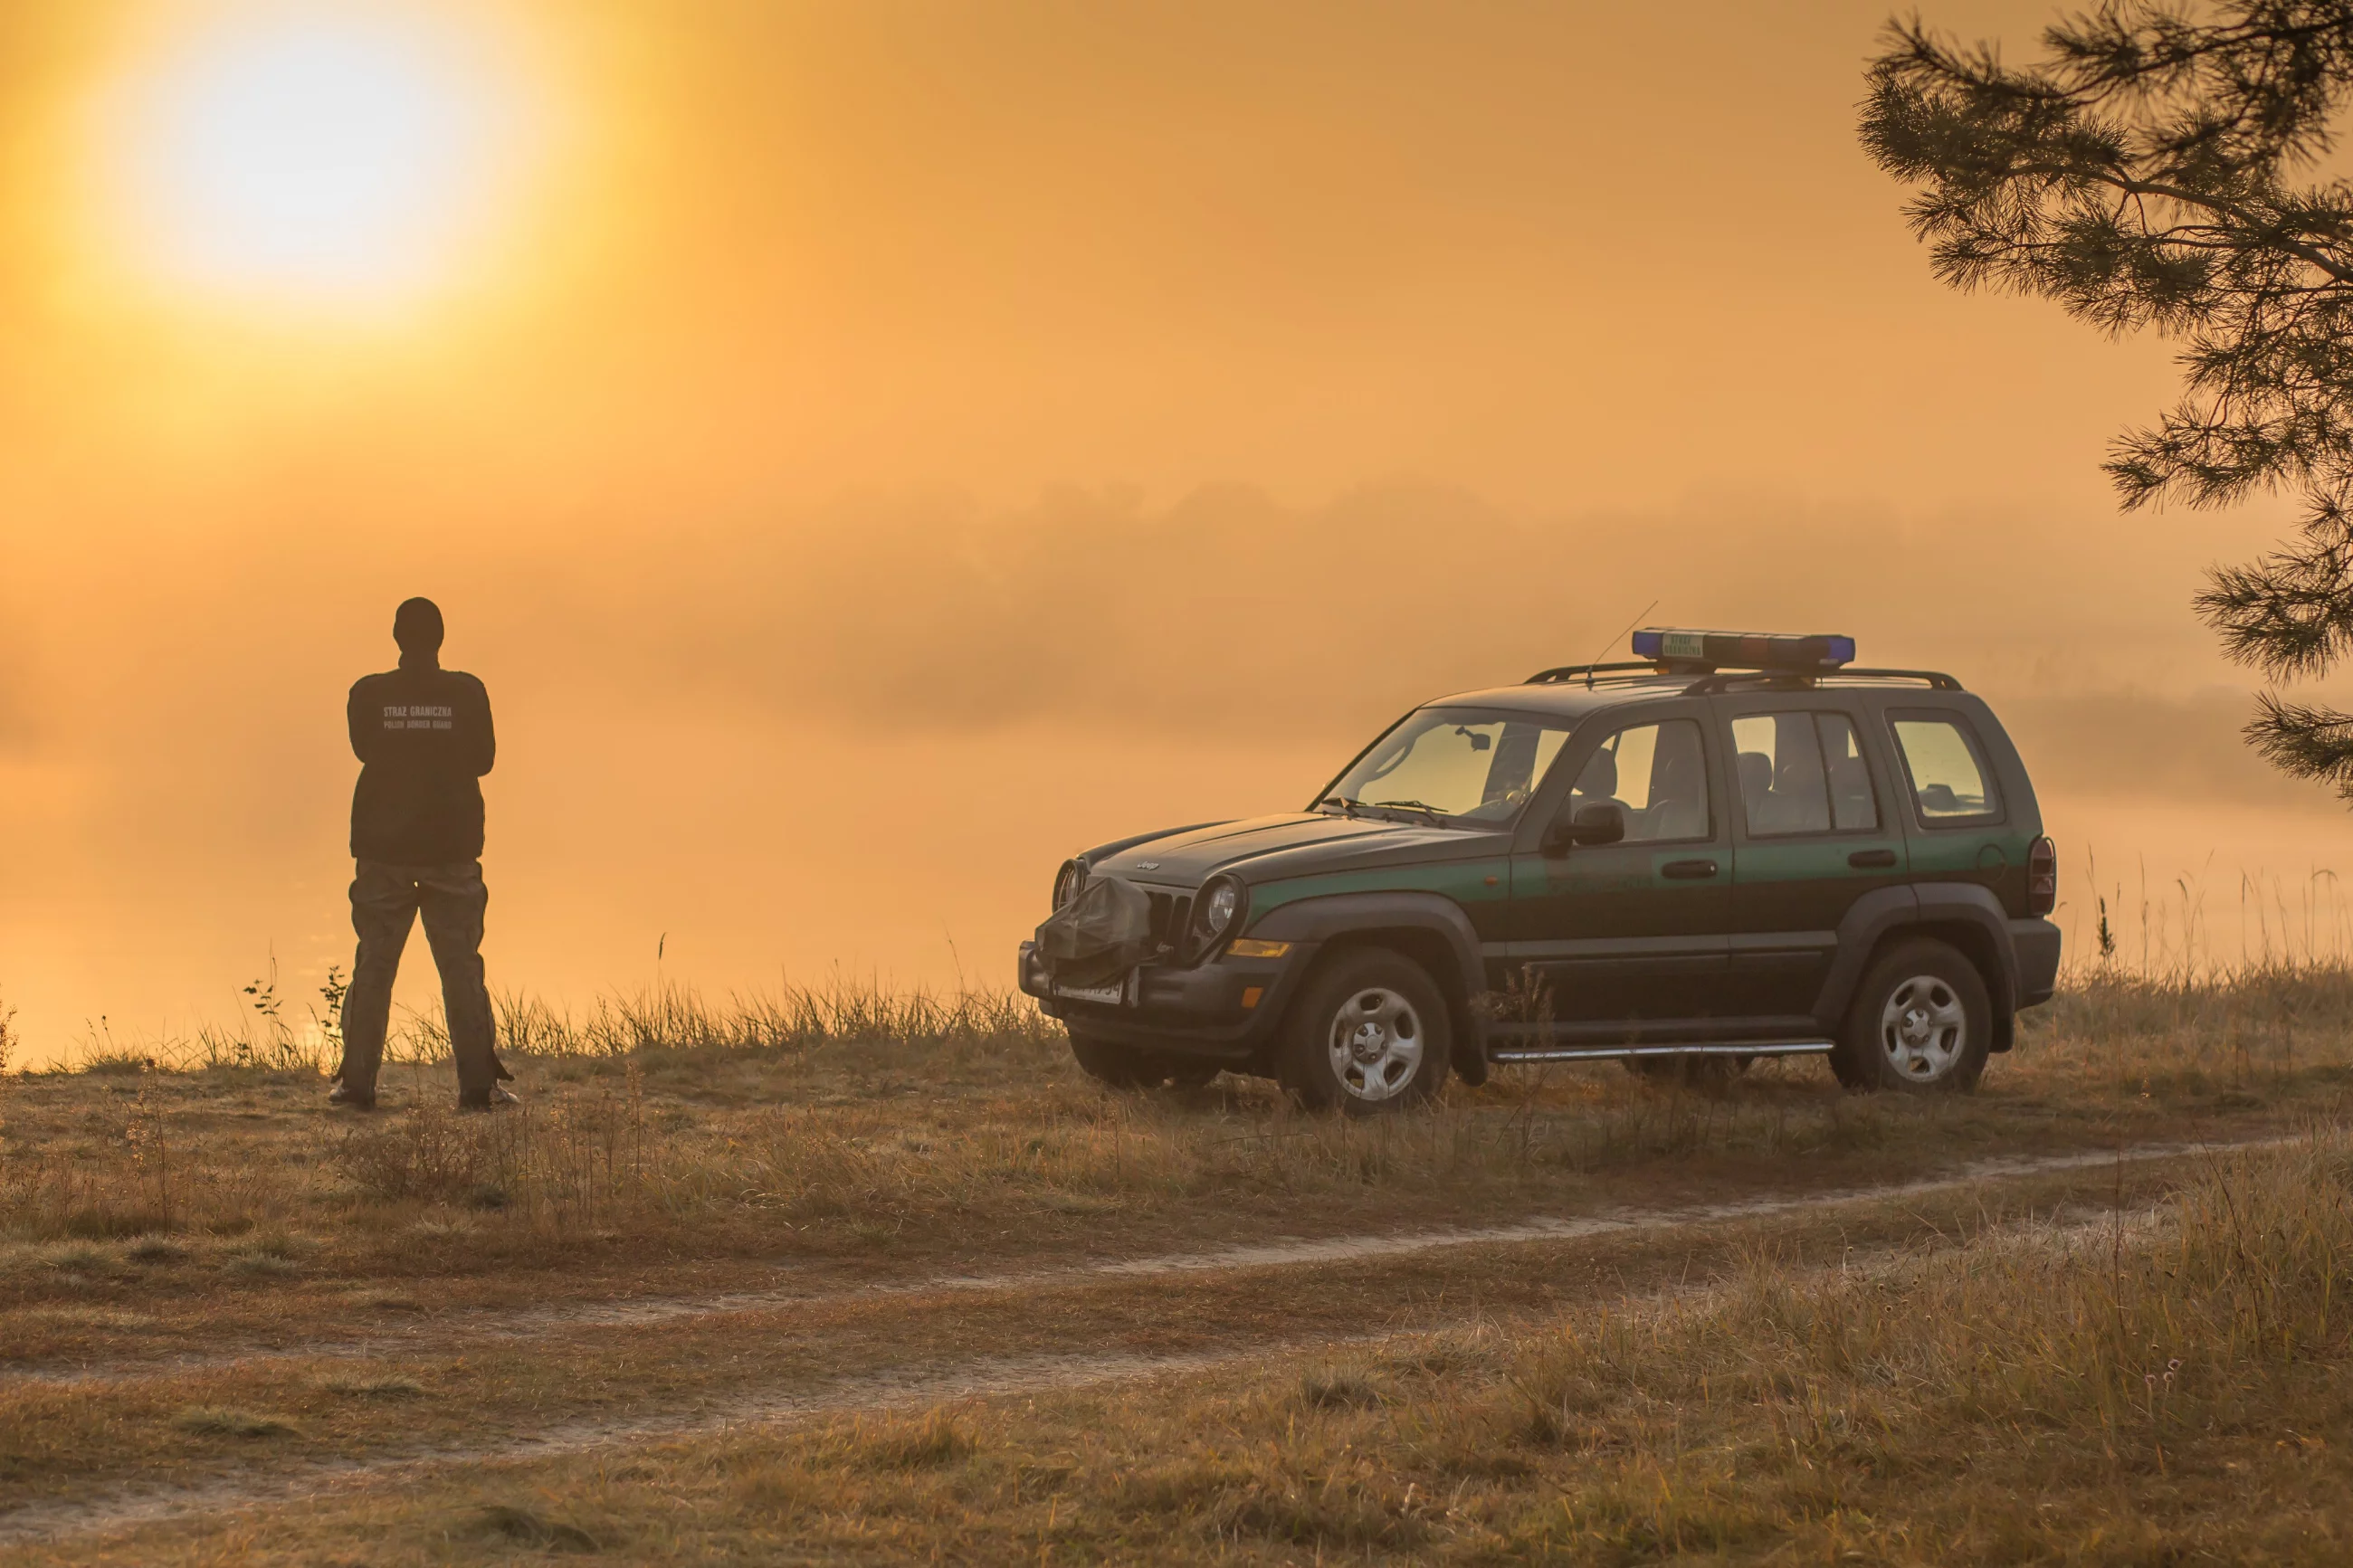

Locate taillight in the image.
[2027,836,2057,916]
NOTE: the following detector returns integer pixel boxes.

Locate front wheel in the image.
[1831,939,1991,1093]
[1275,947,1452,1115]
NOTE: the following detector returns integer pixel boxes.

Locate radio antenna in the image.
[1585,599,1658,689]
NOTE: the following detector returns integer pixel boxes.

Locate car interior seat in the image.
[1736,750,1773,831]
[1826,750,1874,826]
[1639,732,1708,841]
[1761,736,1829,834]
[1570,745,1620,820]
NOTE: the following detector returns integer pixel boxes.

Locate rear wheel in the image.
[1276,947,1451,1115]
[1832,939,1991,1093]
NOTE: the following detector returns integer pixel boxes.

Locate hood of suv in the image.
[1084,813,1478,887]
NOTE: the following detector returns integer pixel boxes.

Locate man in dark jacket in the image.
[330,597,514,1110]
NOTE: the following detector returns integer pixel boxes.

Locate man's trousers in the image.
[336,859,508,1103]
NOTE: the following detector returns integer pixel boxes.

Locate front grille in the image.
[1142,889,1196,958]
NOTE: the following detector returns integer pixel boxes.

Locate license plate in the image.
[1053,976,1129,1006]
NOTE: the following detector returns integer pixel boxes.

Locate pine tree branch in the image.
[2245,690,2353,796]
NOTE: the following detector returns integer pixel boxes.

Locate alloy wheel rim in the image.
[1877,974,1966,1079]
[1326,986,1424,1101]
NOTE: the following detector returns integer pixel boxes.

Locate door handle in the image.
[1661,859,1719,879]
[1849,849,1898,869]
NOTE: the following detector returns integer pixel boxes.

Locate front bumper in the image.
[1016,939,1316,1064]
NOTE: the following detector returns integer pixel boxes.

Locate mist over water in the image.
[4,481,2348,1065]
[6,0,2353,1062]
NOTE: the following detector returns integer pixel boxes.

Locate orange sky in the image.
[2,1,2347,1062]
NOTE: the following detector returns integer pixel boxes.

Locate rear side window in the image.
[1729,712,1878,836]
[1891,715,2001,824]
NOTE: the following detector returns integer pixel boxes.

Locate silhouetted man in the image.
[330,597,514,1110]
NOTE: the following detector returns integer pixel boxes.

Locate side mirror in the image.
[1543,801,1625,853]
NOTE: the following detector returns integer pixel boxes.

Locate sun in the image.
[110,4,528,309]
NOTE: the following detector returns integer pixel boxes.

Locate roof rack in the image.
[1680,667,1963,695]
[1525,625,1966,695]
[1523,660,1665,687]
[1826,667,1962,690]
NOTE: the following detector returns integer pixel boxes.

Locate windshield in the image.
[1319,708,1576,825]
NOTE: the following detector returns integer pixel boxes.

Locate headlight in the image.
[1052,860,1085,910]
[1195,876,1243,943]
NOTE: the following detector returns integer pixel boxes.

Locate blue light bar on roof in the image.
[1631,628,1856,670]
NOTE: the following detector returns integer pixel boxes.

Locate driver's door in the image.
[1505,712,1734,1032]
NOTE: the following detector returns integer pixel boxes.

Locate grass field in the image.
[2,965,2350,1562]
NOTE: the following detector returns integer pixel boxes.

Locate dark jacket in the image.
[348,661,496,862]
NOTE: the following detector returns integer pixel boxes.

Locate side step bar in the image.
[1490,1040,1834,1064]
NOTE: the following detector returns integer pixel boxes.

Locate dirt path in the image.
[0,1135,2282,1550]
[0,1136,2273,1392]
[0,1342,1280,1549]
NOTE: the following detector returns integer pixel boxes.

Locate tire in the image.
[1275,946,1452,1115]
[1831,938,1992,1093]
[1068,1033,1221,1092]
[1624,1052,1751,1088]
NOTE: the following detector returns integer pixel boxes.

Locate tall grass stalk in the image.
[2064,848,2353,978]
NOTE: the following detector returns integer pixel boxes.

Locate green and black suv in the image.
[1018,630,2062,1112]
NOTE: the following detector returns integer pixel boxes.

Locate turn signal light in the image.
[2028,836,2057,916]
[1226,938,1291,959]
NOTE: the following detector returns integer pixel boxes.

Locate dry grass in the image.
[2029,958,2353,1071]
[485,980,1055,1064]
[166,1408,297,1440]
[0,966,2346,1316]
[49,975,1060,1078]
[669,1131,2350,1563]
[0,1158,2196,1515]
[1,965,2347,1561]
[19,1132,2352,1563]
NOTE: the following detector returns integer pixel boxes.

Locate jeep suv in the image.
[1016,630,2062,1112]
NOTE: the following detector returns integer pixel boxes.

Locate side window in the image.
[1891,715,2001,823]
[1818,714,1879,831]
[1568,718,1710,842]
[1729,714,1831,836]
